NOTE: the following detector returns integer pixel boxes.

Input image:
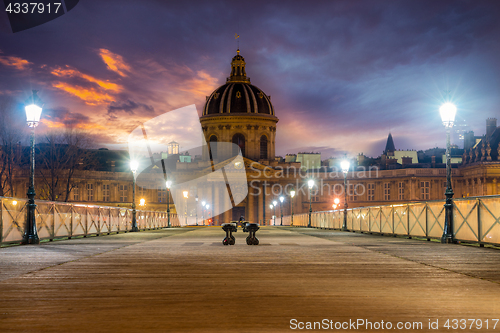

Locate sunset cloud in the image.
[0,53,31,70]
[51,66,122,93]
[52,82,115,105]
[179,70,220,98]
[99,49,131,77]
[42,118,107,131]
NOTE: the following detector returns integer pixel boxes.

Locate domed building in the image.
[200,50,278,161]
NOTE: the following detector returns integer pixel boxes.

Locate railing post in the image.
[51,202,55,241]
[392,205,395,235]
[368,207,371,233]
[477,198,483,246]
[0,198,3,244]
[425,203,430,241]
[379,207,382,233]
[407,204,411,239]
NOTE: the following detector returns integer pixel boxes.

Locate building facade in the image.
[6,51,500,225]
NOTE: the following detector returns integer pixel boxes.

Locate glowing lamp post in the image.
[183,190,189,225]
[205,204,210,225]
[23,90,42,244]
[269,204,274,225]
[307,179,314,228]
[440,102,457,244]
[166,180,172,228]
[130,160,139,232]
[290,189,296,226]
[279,196,284,226]
[341,159,350,231]
[195,195,198,226]
[202,201,206,225]
[273,200,278,225]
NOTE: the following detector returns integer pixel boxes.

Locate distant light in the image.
[205,204,209,209]
[183,190,189,198]
[334,198,340,205]
[341,160,350,174]
[130,160,139,173]
[307,179,315,189]
[139,198,145,206]
[279,196,284,203]
[12,200,17,206]
[439,102,457,128]
[269,204,274,209]
[273,200,277,206]
[166,180,172,189]
[202,201,206,206]
[290,190,296,198]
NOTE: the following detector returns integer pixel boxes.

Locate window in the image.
[368,183,375,201]
[384,183,391,201]
[420,181,430,200]
[349,184,357,201]
[157,186,166,203]
[102,184,110,202]
[398,182,405,200]
[86,183,94,201]
[119,185,128,202]
[73,184,79,201]
[232,133,245,156]
[260,135,268,159]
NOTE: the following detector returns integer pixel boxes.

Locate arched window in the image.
[209,135,217,160]
[232,133,245,156]
[260,135,268,159]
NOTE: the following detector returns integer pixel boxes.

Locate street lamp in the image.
[139,198,145,207]
[130,160,139,232]
[205,204,210,225]
[183,190,189,225]
[273,200,277,225]
[333,197,340,210]
[440,102,457,244]
[166,180,172,228]
[23,90,42,244]
[279,196,284,226]
[195,195,198,226]
[270,203,275,225]
[341,159,350,231]
[290,188,296,226]
[201,200,206,225]
[307,179,314,228]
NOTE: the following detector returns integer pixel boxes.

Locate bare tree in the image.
[0,96,25,197]
[37,128,95,201]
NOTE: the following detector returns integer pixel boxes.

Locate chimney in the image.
[402,156,412,166]
[486,118,497,138]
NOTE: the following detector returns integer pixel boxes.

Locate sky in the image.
[1,0,500,158]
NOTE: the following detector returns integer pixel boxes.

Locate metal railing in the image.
[283,195,500,246]
[0,197,182,245]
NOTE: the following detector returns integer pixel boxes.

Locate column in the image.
[247,185,255,222]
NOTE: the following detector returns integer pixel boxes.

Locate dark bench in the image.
[221,223,237,245]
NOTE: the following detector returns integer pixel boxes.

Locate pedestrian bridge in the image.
[0,226,499,332]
